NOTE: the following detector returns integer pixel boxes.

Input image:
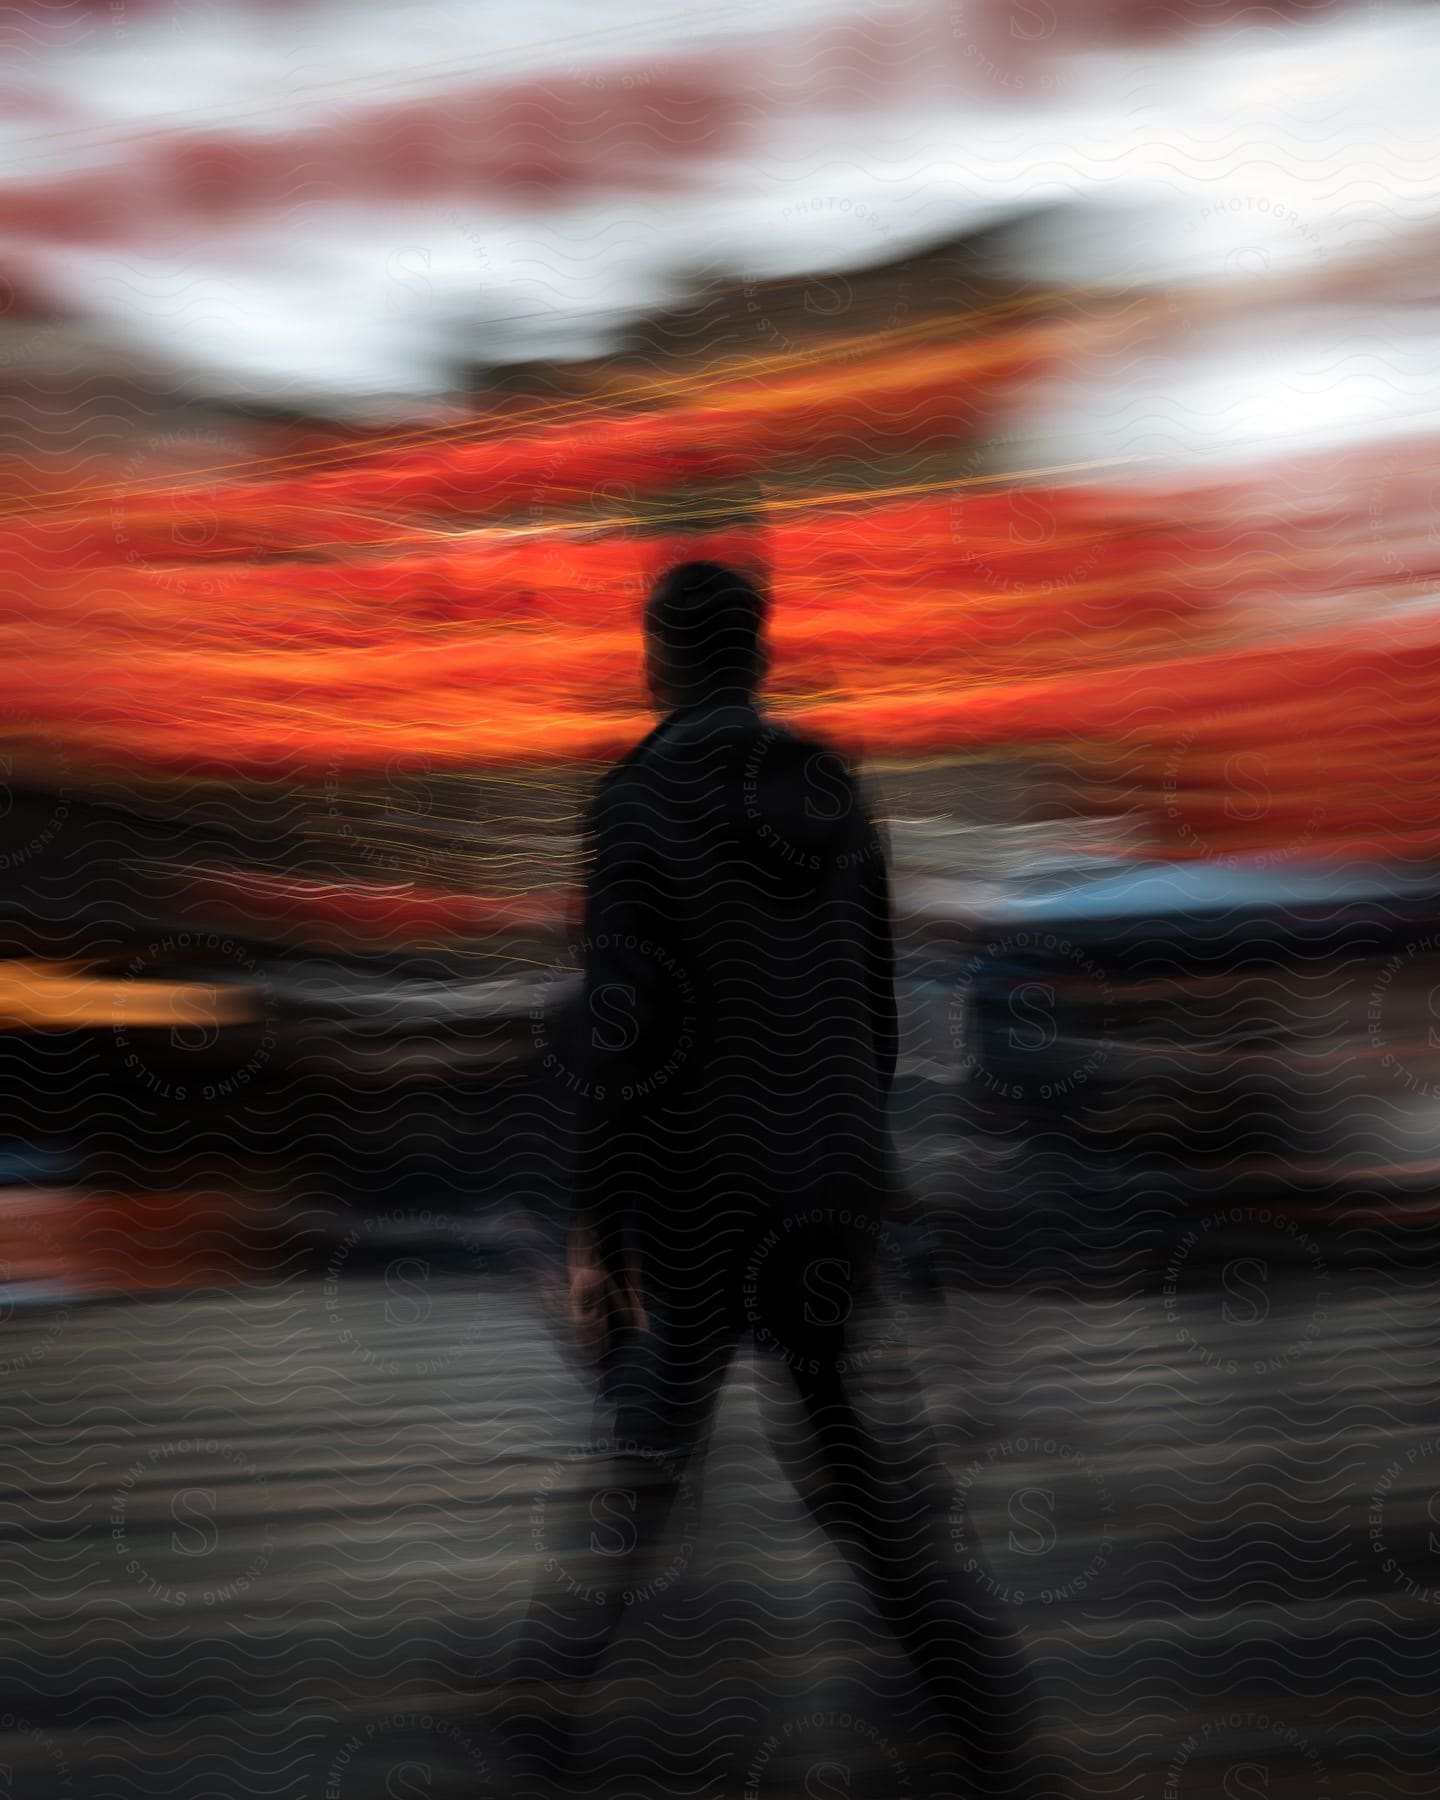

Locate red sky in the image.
[4,309,1438,876]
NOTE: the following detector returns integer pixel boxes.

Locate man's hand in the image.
[883,1164,946,1307]
[566,1238,647,1366]
[889,1220,945,1306]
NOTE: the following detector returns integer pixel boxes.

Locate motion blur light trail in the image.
[3,297,1439,880]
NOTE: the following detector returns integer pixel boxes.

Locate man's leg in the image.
[505,1294,736,1791]
[764,1340,1037,1798]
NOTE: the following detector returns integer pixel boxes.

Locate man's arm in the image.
[863,849,899,1102]
[568,769,664,1306]
[858,790,941,1293]
[855,783,898,1100]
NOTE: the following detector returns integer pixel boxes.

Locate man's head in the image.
[644,560,770,711]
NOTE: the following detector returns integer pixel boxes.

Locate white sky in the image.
[4,0,1436,462]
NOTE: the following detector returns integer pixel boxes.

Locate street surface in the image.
[2,1259,1437,1798]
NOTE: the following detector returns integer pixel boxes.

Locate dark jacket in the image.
[566,700,901,1302]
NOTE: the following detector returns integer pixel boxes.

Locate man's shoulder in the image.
[595,710,878,836]
[593,712,670,790]
[635,706,848,770]
[594,743,659,810]
[587,723,676,839]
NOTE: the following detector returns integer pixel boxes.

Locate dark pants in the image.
[507,1265,1035,1795]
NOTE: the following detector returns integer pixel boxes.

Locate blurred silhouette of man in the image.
[504,561,1036,1797]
